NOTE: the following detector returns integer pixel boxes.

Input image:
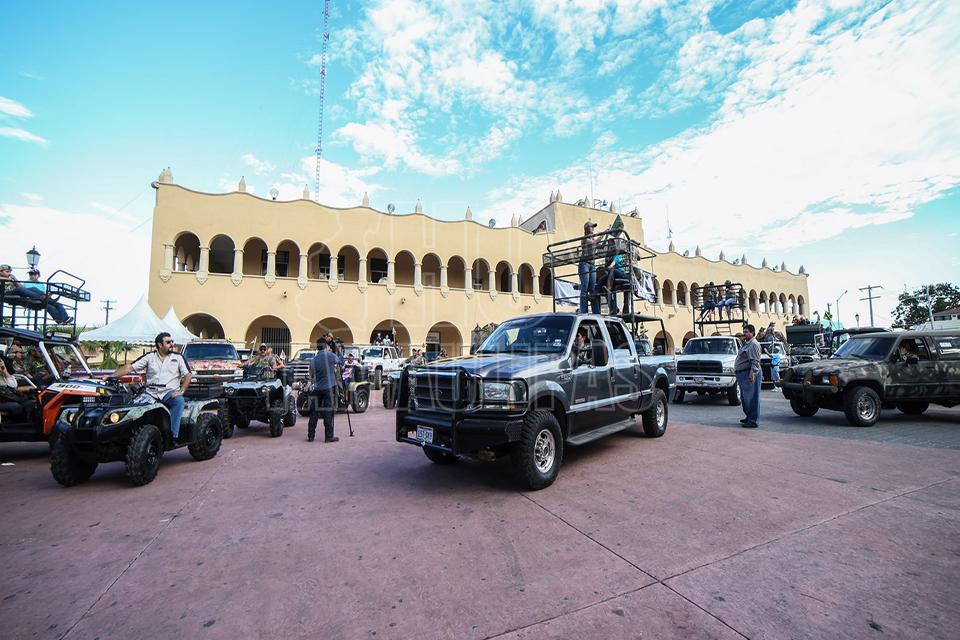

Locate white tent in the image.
[79,296,189,345]
[162,307,199,344]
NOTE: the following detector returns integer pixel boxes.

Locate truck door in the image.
[568,319,614,434]
[605,320,642,419]
[887,337,938,400]
[930,335,960,400]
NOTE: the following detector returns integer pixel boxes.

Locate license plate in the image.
[694,377,704,384]
[416,426,434,444]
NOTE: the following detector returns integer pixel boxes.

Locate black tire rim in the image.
[203,422,218,449]
[146,437,160,468]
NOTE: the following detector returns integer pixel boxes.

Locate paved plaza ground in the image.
[2,393,958,639]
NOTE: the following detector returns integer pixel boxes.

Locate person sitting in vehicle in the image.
[721,281,738,318]
[0,264,70,324]
[572,328,592,366]
[403,348,425,366]
[11,345,53,387]
[697,283,717,321]
[897,340,921,361]
[0,355,37,419]
[113,332,192,441]
[599,253,627,315]
[247,345,282,377]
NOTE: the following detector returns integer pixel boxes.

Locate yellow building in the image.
[147,169,810,357]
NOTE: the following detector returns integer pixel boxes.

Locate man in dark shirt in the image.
[307,340,340,443]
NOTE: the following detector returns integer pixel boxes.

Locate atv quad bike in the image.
[295,363,371,416]
[221,366,295,438]
[51,380,224,487]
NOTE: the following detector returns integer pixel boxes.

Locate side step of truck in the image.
[565,418,636,446]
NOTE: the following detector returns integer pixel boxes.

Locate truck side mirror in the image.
[591,343,608,367]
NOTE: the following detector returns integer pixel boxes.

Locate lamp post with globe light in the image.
[26,246,40,269]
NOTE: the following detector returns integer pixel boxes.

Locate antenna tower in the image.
[314,0,331,203]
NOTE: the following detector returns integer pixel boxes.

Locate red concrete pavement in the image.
[1,405,958,639]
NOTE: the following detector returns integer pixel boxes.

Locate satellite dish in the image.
[269,188,279,201]
[488,219,496,228]
[387,203,396,214]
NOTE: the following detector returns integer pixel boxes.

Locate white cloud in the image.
[294,156,383,207]
[0,96,32,118]
[0,126,47,145]
[0,202,150,326]
[20,192,43,202]
[240,152,275,175]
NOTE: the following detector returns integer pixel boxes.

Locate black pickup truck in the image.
[395,313,674,490]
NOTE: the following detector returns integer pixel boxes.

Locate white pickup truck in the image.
[673,336,742,405]
[360,345,405,389]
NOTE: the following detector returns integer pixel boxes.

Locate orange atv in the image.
[1,328,136,448]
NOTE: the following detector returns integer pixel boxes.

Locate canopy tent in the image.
[162,307,199,344]
[79,296,190,345]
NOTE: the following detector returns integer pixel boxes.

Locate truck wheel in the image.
[50,437,97,487]
[188,413,223,461]
[382,385,396,409]
[268,400,284,437]
[296,392,310,417]
[673,389,685,404]
[641,389,668,437]
[843,386,881,427]
[790,398,819,417]
[727,383,741,406]
[126,424,163,486]
[897,401,929,415]
[374,368,383,390]
[351,388,369,413]
[423,447,457,464]
[511,411,563,491]
[283,397,297,426]
[218,403,233,439]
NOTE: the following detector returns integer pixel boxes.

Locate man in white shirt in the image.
[115,332,192,439]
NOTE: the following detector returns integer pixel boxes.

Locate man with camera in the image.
[306,339,339,443]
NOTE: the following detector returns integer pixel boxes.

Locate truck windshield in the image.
[682,339,737,355]
[362,347,383,358]
[477,316,574,354]
[182,344,239,360]
[295,351,316,361]
[832,336,896,360]
[46,343,91,377]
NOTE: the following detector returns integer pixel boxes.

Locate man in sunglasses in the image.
[114,332,192,440]
[248,344,283,377]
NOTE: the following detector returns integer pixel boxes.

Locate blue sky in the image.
[2,0,958,326]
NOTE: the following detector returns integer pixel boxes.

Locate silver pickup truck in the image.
[395,313,675,490]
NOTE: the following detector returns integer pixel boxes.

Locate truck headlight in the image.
[723,366,734,374]
[233,369,242,379]
[225,386,236,396]
[482,381,527,404]
[62,409,79,424]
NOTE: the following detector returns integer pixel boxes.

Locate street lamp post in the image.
[26,246,41,268]
[835,290,848,329]
[855,313,860,328]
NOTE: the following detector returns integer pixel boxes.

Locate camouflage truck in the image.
[781,329,960,426]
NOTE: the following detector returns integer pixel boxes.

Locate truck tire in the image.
[897,401,929,415]
[50,437,97,487]
[727,382,741,406]
[218,403,234,439]
[188,413,223,461]
[126,424,163,486]
[283,397,297,426]
[423,447,457,464]
[383,384,396,409]
[641,388,668,437]
[843,386,881,427]
[351,388,369,413]
[673,389,685,404]
[511,411,563,491]
[268,400,284,437]
[374,368,383,390]
[790,398,819,417]
[297,392,310,416]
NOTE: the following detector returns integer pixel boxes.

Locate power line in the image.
[100,299,117,325]
[858,284,883,327]
[314,0,331,203]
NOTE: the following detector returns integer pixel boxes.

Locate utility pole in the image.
[858,284,883,326]
[100,299,116,325]
[926,284,935,328]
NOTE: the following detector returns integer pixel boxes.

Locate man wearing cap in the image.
[0,265,70,324]
[578,221,601,314]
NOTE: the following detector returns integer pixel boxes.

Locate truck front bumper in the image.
[676,374,735,390]
[396,411,525,455]
[781,381,839,403]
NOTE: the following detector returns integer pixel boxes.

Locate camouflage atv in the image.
[221,366,296,438]
[51,380,224,487]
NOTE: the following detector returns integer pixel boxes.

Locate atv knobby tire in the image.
[382,384,396,409]
[268,399,284,437]
[234,410,250,430]
[219,403,234,439]
[511,411,563,491]
[50,437,97,487]
[188,413,223,461]
[352,388,369,413]
[126,424,163,486]
[283,397,297,426]
[296,391,310,417]
[641,388,668,437]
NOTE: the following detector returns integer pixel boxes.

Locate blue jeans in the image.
[162,390,185,438]
[578,263,599,314]
[9,286,70,323]
[736,371,761,425]
[770,364,780,383]
[307,387,335,440]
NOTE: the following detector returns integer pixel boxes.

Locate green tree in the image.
[891,283,960,328]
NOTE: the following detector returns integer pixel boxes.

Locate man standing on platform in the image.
[735,324,762,428]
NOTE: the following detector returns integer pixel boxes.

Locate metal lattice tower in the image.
[314,0,331,203]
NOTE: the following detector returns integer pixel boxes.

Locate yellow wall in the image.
[147,182,810,355]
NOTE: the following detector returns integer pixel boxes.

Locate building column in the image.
[414,262,423,295]
[532,274,541,302]
[440,265,448,297]
[160,243,174,282]
[231,248,243,285]
[358,257,367,291]
[386,260,396,294]
[196,246,210,285]
[297,253,308,289]
[328,254,338,290]
[265,251,276,287]
[488,269,496,299]
[464,266,473,298]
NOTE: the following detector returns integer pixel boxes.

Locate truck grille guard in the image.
[408,367,482,413]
